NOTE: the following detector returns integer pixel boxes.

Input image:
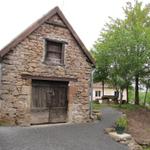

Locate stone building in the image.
[0,7,95,126]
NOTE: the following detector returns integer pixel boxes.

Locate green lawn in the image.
[111,103,144,111]
[92,101,146,111]
[92,88,150,112]
[92,101,108,111]
[92,101,101,111]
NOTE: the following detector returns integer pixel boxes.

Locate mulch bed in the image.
[124,108,150,146]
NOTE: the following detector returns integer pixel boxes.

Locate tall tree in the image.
[123,1,150,104]
[93,18,133,102]
[140,72,150,106]
[92,0,150,105]
[92,47,111,96]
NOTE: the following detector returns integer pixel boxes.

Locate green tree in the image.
[92,0,150,105]
[92,43,111,96]
[123,1,150,104]
[140,73,150,106]
[93,18,133,103]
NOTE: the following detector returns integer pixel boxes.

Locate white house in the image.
[93,82,127,101]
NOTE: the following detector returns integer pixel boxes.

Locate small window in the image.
[95,91,101,97]
[44,40,64,64]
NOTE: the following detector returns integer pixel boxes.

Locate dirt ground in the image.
[124,108,150,146]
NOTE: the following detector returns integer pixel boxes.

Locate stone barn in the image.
[0,7,95,126]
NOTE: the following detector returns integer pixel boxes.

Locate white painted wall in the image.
[93,87,127,101]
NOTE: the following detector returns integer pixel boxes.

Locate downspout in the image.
[89,68,95,117]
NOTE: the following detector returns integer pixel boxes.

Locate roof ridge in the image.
[0,6,95,65]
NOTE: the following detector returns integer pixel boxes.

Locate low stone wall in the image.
[105,128,143,150]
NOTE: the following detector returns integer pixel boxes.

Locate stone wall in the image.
[0,14,92,126]
[0,63,2,95]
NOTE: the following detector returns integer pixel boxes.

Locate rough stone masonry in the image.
[0,7,95,126]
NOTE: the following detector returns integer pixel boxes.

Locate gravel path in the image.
[0,107,128,150]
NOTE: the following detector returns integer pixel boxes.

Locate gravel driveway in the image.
[0,108,128,150]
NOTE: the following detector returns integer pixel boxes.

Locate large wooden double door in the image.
[31,80,68,124]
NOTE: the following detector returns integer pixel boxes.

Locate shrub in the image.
[115,116,128,128]
[115,116,128,134]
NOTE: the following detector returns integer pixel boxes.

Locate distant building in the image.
[93,82,127,101]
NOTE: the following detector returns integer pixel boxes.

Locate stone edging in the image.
[104,128,143,150]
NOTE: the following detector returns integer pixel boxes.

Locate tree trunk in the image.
[102,80,104,96]
[126,85,129,103]
[144,86,148,106]
[135,75,139,105]
[119,89,123,107]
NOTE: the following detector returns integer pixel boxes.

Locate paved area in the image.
[0,108,128,150]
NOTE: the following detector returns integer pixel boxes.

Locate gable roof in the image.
[0,6,95,65]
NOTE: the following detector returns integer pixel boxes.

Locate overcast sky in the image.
[0,0,149,50]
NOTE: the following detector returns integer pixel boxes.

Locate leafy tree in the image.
[91,46,111,96]
[123,1,150,104]
[92,18,133,103]
[140,74,150,106]
[92,0,150,105]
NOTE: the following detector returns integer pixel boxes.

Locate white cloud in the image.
[0,0,149,50]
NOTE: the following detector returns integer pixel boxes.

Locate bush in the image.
[115,116,128,128]
[115,116,128,134]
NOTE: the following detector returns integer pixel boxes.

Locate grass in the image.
[111,103,144,111]
[92,101,144,111]
[92,101,108,111]
[92,89,150,111]
[143,147,150,150]
[92,101,101,111]
[129,89,150,105]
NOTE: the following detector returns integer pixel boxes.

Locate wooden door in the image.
[31,80,68,124]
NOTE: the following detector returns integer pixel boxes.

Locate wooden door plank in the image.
[31,80,68,124]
